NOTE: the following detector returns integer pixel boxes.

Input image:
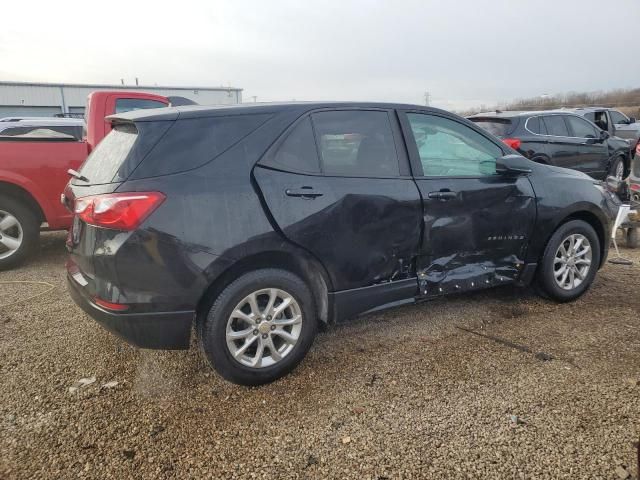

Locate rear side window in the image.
[131,113,273,179]
[541,115,569,137]
[468,118,514,137]
[115,98,167,114]
[270,117,320,173]
[311,110,399,177]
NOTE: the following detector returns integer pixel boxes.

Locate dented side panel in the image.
[414,175,536,296]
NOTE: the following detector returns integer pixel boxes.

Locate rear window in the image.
[468,118,514,137]
[76,124,139,184]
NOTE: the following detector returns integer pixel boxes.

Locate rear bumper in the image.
[67,275,193,350]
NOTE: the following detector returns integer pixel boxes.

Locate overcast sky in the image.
[1,0,639,110]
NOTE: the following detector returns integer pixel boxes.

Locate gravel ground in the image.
[1,232,639,479]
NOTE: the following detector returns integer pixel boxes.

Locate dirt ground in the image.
[1,232,639,479]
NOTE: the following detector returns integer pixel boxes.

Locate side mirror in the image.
[600,130,610,140]
[629,117,636,124]
[496,154,532,175]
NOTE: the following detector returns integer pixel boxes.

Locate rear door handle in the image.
[428,190,457,200]
[285,187,324,199]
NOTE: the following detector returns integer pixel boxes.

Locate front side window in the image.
[311,110,399,177]
[565,116,599,138]
[541,115,570,137]
[610,110,629,125]
[406,113,502,177]
[115,98,167,114]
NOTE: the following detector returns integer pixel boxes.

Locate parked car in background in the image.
[65,102,618,385]
[0,118,83,141]
[568,107,640,154]
[468,110,631,180]
[0,91,170,270]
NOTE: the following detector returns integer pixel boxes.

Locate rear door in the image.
[254,109,422,292]
[564,114,608,179]
[398,110,536,295]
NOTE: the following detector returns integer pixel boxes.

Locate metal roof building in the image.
[0,81,243,117]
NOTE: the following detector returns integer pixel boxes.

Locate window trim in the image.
[398,109,507,179]
[259,107,412,179]
[525,113,601,139]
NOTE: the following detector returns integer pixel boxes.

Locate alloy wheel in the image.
[615,161,624,180]
[553,233,592,290]
[226,288,303,368]
[0,210,23,260]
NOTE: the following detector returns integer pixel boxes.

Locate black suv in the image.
[65,103,618,385]
[468,110,631,180]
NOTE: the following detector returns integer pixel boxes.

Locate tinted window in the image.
[565,116,599,138]
[132,114,273,179]
[541,115,569,137]
[77,124,138,184]
[584,112,596,123]
[115,98,167,114]
[407,113,502,177]
[610,110,629,125]
[270,117,320,173]
[468,118,514,136]
[526,116,541,134]
[311,110,399,177]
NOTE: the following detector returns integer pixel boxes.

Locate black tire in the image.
[200,269,317,385]
[608,156,625,180]
[535,220,600,302]
[627,228,639,249]
[0,195,40,271]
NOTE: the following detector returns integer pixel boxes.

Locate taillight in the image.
[502,138,522,150]
[94,298,130,311]
[74,192,165,230]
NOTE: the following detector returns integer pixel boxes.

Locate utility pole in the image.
[251,96,257,103]
[424,91,431,106]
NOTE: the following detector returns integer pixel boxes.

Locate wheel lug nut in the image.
[270,325,276,330]
[253,330,258,335]
[267,315,272,321]
[262,334,268,339]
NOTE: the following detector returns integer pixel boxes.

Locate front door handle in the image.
[285,187,324,199]
[428,190,457,200]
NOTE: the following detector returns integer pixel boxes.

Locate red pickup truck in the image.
[0,91,170,269]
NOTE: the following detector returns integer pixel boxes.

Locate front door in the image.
[564,114,609,179]
[254,109,422,292]
[398,110,537,296]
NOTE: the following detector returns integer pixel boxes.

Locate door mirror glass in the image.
[496,154,532,175]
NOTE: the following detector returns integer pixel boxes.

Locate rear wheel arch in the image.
[196,250,332,335]
[0,181,45,224]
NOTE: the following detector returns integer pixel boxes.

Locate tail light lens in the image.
[502,138,522,150]
[74,192,165,230]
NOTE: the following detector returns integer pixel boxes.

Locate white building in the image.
[0,81,243,117]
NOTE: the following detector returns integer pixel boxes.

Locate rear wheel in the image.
[200,269,317,385]
[0,195,39,271]
[535,220,600,302]
[609,156,625,180]
[627,228,639,249]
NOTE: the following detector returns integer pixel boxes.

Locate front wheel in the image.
[200,269,317,385]
[535,220,601,302]
[0,195,40,271]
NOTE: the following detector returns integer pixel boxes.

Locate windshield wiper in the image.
[67,169,89,182]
